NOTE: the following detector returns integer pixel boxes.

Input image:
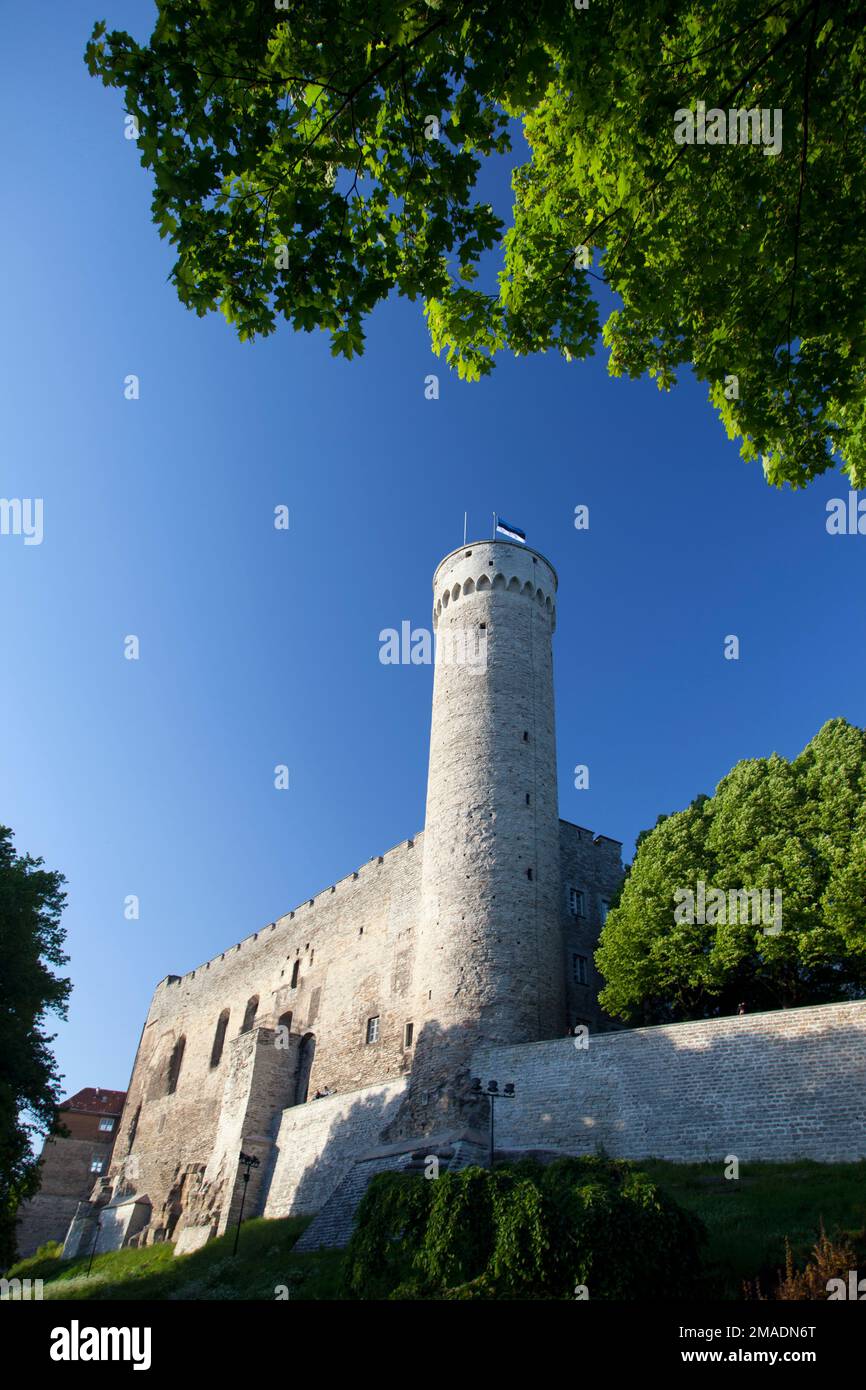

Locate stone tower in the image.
[403,539,567,1130]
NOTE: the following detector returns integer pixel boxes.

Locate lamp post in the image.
[232,1151,260,1256]
[470,1078,516,1169]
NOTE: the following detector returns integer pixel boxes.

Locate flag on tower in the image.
[496,518,526,543]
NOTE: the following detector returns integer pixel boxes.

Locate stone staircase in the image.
[294,1133,485,1252]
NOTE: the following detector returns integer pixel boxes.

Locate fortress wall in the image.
[558,822,624,1033]
[472,1000,866,1163]
[109,835,425,1234]
[264,1077,407,1218]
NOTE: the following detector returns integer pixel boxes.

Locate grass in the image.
[7,1159,866,1300]
[641,1158,866,1299]
[4,1216,344,1302]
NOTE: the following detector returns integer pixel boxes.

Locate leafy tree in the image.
[87,1,866,487]
[0,827,70,1267]
[343,1157,705,1299]
[596,719,866,1024]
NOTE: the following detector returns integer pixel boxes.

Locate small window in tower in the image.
[568,886,586,918]
[479,623,486,630]
[291,960,300,989]
[366,1016,380,1044]
[98,1117,115,1133]
[522,731,529,742]
[526,867,533,881]
[573,953,589,986]
[525,793,530,805]
[359,926,364,936]
[404,1022,414,1048]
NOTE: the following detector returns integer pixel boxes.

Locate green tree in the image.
[596,719,866,1024]
[0,827,70,1267]
[87,1,866,488]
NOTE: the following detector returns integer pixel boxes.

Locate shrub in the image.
[342,1157,706,1300]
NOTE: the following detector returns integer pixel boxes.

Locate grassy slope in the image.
[7,1160,866,1300]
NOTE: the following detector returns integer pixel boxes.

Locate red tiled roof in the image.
[62,1087,127,1115]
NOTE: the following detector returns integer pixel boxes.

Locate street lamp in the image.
[470,1078,516,1169]
[231,1151,261,1256]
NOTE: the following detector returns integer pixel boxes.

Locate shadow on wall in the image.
[471,1001,866,1165]
[268,1018,495,1223]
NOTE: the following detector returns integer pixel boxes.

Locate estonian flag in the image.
[496,518,526,543]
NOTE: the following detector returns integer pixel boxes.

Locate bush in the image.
[745,1224,866,1300]
[343,1157,706,1300]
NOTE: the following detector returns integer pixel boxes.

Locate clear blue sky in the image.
[2,5,863,1108]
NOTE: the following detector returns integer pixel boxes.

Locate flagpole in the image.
[492,511,496,539]
[463,512,467,546]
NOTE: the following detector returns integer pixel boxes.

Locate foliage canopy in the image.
[596,719,866,1024]
[87,0,866,488]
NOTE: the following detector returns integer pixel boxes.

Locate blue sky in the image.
[2,4,863,1107]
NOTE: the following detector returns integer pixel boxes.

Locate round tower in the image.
[406,538,566,1124]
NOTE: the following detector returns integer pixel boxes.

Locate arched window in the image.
[290,959,300,989]
[278,1010,293,1034]
[166,1036,185,1095]
[210,1009,230,1067]
[240,996,259,1033]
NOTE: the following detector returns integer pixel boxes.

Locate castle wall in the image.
[472,1000,866,1162]
[107,837,426,1237]
[559,823,623,1034]
[263,1078,407,1219]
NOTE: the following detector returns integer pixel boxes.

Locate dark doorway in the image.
[296,1033,316,1104]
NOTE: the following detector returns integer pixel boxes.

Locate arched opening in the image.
[508,576,521,591]
[492,573,505,589]
[166,1036,186,1096]
[240,996,259,1033]
[290,959,300,989]
[477,574,490,590]
[210,1008,230,1067]
[278,1010,293,1033]
[463,577,475,595]
[296,1033,316,1104]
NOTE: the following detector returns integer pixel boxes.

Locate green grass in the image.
[4,1217,343,1302]
[641,1159,866,1299]
[7,1159,866,1300]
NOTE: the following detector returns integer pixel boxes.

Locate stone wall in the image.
[263,1078,407,1219]
[472,1000,866,1163]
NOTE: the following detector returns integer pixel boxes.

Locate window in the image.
[404,1022,414,1048]
[210,1008,230,1067]
[278,1010,293,1034]
[366,1016,380,1044]
[90,1157,105,1174]
[526,867,533,881]
[522,731,529,742]
[241,995,259,1033]
[166,1036,186,1095]
[291,959,300,988]
[568,886,585,918]
[599,898,610,923]
[573,954,589,986]
[98,1117,115,1133]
